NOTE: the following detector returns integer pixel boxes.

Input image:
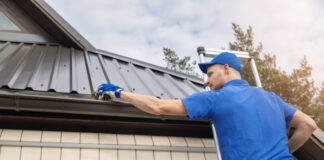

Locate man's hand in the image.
[97,84,124,100]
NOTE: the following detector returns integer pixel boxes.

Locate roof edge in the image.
[0,89,206,122]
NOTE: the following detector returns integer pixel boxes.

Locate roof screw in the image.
[96,67,98,70]
[64,64,66,67]
[127,70,129,72]
[83,87,86,90]
[40,84,43,87]
[161,93,163,96]
[132,88,135,91]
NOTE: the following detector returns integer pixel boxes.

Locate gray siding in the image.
[0,129,217,160]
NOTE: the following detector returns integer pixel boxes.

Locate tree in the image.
[304,82,324,129]
[286,56,316,109]
[163,47,197,75]
[163,48,179,71]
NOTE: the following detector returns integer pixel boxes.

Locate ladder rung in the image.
[203,48,251,60]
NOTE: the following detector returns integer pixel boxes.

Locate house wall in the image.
[0,129,218,160]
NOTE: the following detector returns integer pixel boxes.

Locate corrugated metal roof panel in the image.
[0,41,204,99]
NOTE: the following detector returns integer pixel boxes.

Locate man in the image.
[97,52,317,159]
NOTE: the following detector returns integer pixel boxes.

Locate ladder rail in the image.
[250,58,262,88]
[203,48,251,59]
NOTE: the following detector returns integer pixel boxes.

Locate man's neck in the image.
[225,76,241,83]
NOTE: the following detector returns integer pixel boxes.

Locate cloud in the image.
[45,0,324,87]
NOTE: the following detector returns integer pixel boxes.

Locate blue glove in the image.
[97,84,124,99]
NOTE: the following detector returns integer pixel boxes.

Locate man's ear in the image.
[224,64,230,74]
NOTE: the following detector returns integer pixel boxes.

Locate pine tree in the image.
[163,47,197,75]
[304,82,324,129]
[286,56,316,109]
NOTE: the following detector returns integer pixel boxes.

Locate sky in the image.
[45,0,324,88]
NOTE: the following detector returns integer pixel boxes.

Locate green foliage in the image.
[163,47,197,75]
[228,23,322,130]
[318,118,324,130]
[163,48,179,71]
[317,82,324,106]
[286,56,316,109]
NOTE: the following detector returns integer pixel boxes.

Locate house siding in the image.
[0,129,217,160]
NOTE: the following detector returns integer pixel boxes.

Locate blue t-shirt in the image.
[182,79,297,160]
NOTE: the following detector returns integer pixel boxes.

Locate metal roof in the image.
[0,41,204,99]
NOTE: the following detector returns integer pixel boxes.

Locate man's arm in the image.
[286,110,317,153]
[120,91,188,116]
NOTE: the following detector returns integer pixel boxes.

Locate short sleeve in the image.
[274,94,297,126]
[181,91,217,120]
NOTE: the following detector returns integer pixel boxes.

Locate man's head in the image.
[198,52,242,90]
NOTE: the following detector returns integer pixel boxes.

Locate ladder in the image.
[197,47,262,160]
